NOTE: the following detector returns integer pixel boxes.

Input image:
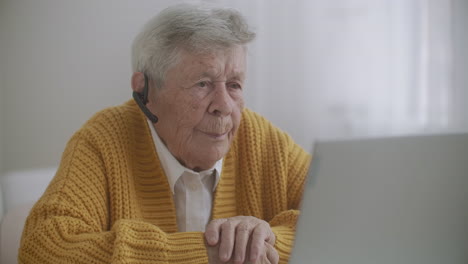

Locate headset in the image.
[132,74,159,123]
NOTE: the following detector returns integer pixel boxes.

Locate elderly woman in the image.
[18,4,310,264]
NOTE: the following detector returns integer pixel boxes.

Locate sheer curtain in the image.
[203,0,462,150]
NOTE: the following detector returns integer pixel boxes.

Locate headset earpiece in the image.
[132,74,158,123]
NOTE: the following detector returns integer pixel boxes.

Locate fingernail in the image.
[221,253,229,261]
[250,253,257,261]
[208,236,216,244]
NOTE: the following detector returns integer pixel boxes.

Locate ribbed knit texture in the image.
[18,100,311,264]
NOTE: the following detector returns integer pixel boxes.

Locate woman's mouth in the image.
[199,130,229,140]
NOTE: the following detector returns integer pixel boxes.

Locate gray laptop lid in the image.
[290,133,468,264]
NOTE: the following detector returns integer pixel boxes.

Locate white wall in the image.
[0,0,190,172]
[453,0,468,129]
[0,0,6,175]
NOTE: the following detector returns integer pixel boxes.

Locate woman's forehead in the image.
[175,49,246,80]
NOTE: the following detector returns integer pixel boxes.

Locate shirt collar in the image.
[146,119,222,194]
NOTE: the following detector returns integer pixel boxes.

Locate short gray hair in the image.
[131,4,256,88]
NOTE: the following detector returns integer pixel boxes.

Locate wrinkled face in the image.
[147,45,246,171]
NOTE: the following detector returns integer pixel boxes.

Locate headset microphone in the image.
[133,74,159,123]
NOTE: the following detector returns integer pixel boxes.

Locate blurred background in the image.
[1,0,467,174]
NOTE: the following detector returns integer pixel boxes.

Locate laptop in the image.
[289,133,468,264]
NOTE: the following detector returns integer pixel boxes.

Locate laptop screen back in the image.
[290,133,468,264]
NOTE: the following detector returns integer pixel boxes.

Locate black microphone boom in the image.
[132,74,158,123]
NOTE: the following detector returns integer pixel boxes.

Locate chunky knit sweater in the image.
[18,100,311,264]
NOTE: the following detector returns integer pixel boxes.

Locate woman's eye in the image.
[228,82,242,90]
[197,81,208,88]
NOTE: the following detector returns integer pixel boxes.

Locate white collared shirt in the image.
[147,120,222,232]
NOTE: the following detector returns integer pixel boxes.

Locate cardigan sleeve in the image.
[269,137,311,264]
[18,131,209,264]
[232,108,311,264]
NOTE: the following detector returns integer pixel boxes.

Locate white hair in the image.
[131,4,256,88]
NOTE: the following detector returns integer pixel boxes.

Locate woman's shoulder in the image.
[239,108,293,146]
[75,99,146,142]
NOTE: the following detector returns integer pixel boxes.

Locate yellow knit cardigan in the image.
[18,100,311,264]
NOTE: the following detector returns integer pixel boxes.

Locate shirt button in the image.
[189,183,198,191]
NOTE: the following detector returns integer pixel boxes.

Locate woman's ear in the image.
[131,72,146,93]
